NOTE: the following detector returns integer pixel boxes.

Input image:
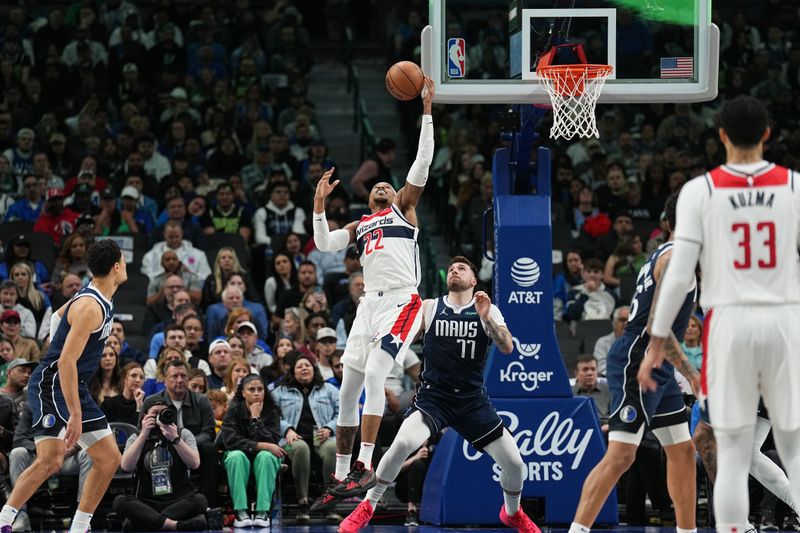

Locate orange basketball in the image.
[386,61,425,101]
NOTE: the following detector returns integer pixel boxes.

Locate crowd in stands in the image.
[0,0,796,529]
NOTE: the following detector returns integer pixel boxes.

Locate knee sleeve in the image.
[484,430,525,492]
[375,411,431,483]
[363,348,395,417]
[714,427,756,528]
[337,366,365,427]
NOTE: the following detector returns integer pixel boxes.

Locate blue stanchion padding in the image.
[419,397,617,525]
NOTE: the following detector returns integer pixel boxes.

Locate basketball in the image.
[386,61,424,101]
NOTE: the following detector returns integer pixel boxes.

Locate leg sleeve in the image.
[714,426,757,533]
[362,348,395,417]
[483,430,525,493]
[374,411,431,484]
[337,366,365,427]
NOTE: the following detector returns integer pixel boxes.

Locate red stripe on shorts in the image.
[700,309,713,396]
[390,294,422,341]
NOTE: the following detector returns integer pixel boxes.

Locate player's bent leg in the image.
[769,427,800,516]
[714,426,756,533]
[484,431,541,533]
[69,432,120,533]
[655,424,696,530]
[0,437,66,525]
[571,429,640,532]
[750,418,798,513]
[335,365,365,472]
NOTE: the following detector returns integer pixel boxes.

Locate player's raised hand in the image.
[421,76,435,112]
[474,291,492,319]
[638,338,667,392]
[64,413,82,449]
[314,167,339,199]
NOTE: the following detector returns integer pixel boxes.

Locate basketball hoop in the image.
[537,64,613,140]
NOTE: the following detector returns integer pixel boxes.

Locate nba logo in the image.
[447,38,465,78]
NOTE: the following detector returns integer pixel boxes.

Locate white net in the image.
[537,65,613,140]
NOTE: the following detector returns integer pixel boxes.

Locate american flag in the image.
[660,57,694,78]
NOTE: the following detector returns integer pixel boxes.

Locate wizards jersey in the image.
[355,203,420,293]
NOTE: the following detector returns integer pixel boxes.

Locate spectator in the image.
[564,259,618,322]
[66,183,100,217]
[594,163,629,216]
[594,211,634,262]
[275,261,317,319]
[201,248,258,308]
[141,222,211,281]
[314,327,338,380]
[207,389,228,435]
[0,234,50,288]
[89,344,121,404]
[223,358,252,399]
[141,359,219,506]
[681,315,703,371]
[110,320,146,366]
[261,338,294,388]
[200,183,252,242]
[253,181,306,255]
[263,251,297,315]
[146,253,203,306]
[319,246,361,305]
[0,338,15,387]
[33,187,79,246]
[101,362,145,426]
[278,307,306,351]
[143,346,186,395]
[593,306,630,376]
[51,273,83,309]
[553,250,584,320]
[187,369,207,394]
[135,134,171,181]
[206,280,268,341]
[10,262,51,342]
[572,355,610,431]
[330,272,363,340]
[0,310,38,362]
[154,195,204,245]
[182,315,208,361]
[271,353,339,522]
[143,281,190,337]
[2,129,35,182]
[350,138,396,203]
[3,174,43,222]
[96,185,155,235]
[0,359,36,409]
[207,339,232,390]
[114,399,207,531]
[220,374,283,529]
[51,232,90,289]
[236,321,272,371]
[602,234,646,289]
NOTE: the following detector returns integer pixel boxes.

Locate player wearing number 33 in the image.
[310,77,436,511]
[338,256,540,533]
[569,191,701,533]
[643,95,800,533]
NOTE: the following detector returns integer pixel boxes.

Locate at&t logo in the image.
[508,257,544,305]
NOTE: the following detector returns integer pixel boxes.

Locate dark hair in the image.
[89,343,121,401]
[304,311,329,329]
[234,374,281,417]
[716,95,770,147]
[165,358,190,375]
[187,368,207,393]
[216,182,233,194]
[576,354,597,366]
[86,239,122,277]
[448,255,478,278]
[118,362,142,389]
[664,192,679,231]
[298,260,316,272]
[164,323,185,336]
[375,138,396,154]
[270,251,298,302]
[174,302,197,316]
[584,258,603,272]
[283,353,324,390]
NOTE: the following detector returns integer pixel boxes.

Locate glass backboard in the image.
[421,0,719,104]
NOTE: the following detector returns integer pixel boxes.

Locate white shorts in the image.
[704,304,800,432]
[341,290,423,373]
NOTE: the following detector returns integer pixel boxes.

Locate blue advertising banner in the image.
[420,397,617,525]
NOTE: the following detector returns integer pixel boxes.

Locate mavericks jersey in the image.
[356,204,420,292]
[41,284,114,382]
[420,296,506,392]
[625,242,697,342]
[675,163,800,308]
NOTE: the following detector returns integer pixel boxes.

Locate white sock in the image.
[677,528,697,533]
[0,505,18,527]
[357,442,375,469]
[367,481,388,508]
[69,510,93,533]
[335,453,351,480]
[570,522,591,533]
[504,491,521,515]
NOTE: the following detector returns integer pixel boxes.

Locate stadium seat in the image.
[26,232,57,273]
[574,320,612,354]
[0,221,34,244]
[557,335,583,371]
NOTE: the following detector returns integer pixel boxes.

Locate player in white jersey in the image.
[640,95,800,533]
[309,77,435,511]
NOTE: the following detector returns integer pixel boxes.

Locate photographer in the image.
[141,360,219,506]
[112,399,208,531]
[220,374,284,528]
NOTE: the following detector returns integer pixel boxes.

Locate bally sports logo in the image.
[463,411,594,481]
[508,257,544,304]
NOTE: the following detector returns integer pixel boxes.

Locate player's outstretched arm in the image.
[312,167,356,252]
[475,291,513,354]
[58,297,103,449]
[396,77,435,212]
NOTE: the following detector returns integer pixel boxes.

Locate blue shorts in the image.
[407,384,504,451]
[28,362,108,439]
[606,332,687,433]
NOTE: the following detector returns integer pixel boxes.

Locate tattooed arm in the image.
[475,291,513,354]
[664,332,701,397]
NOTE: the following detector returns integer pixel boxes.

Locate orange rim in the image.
[536,64,613,80]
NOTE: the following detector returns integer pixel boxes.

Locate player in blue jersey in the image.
[0,239,127,533]
[569,193,701,533]
[338,256,540,533]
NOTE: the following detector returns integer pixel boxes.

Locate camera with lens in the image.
[157,407,176,426]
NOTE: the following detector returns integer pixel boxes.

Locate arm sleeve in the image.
[406,115,434,188]
[292,208,306,234]
[253,208,270,246]
[312,211,352,252]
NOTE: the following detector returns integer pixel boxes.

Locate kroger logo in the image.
[512,337,541,360]
[511,257,540,287]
